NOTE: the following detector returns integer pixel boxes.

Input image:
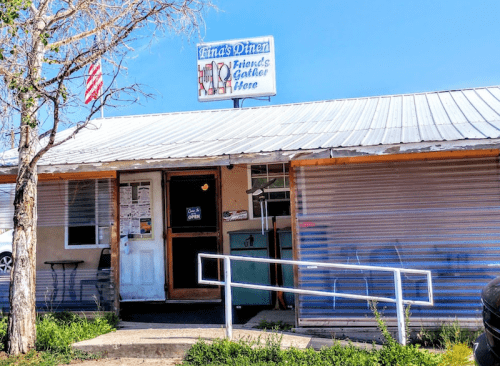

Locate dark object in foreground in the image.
[475,277,500,366]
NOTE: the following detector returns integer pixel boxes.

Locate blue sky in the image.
[101,0,500,117]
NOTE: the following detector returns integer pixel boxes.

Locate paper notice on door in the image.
[130,219,141,234]
[137,204,151,218]
[138,186,150,203]
[140,219,152,234]
[120,205,132,218]
[120,218,131,235]
[120,186,132,205]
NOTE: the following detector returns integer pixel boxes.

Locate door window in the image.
[169,175,217,233]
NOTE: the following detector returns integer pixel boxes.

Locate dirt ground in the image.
[70,357,184,365]
[0,352,184,365]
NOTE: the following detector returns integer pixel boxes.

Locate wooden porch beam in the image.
[291,149,500,167]
[0,171,117,184]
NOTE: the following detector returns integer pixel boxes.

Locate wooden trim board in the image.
[291,149,500,167]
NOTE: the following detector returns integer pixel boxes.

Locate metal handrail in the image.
[198,253,434,345]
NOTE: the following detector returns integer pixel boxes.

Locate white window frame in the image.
[247,163,291,220]
[64,180,111,250]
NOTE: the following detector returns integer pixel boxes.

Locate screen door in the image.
[166,170,220,300]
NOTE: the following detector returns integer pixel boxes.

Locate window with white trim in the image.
[248,163,290,218]
[65,179,113,248]
[25,179,115,249]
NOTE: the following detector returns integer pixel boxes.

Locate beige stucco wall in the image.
[36,226,103,270]
[35,164,291,270]
[220,164,291,254]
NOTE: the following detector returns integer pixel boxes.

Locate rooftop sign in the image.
[197,36,276,102]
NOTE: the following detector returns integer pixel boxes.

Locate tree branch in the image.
[40,6,160,88]
[46,0,142,50]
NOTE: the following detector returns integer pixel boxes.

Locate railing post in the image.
[394,269,406,345]
[224,256,233,340]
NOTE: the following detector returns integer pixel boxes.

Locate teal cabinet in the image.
[278,230,295,308]
[229,230,272,306]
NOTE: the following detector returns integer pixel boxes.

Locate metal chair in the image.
[393,244,428,299]
[333,250,369,309]
[80,248,111,304]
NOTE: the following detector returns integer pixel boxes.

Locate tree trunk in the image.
[7,126,39,355]
[6,22,45,353]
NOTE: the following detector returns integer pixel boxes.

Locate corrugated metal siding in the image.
[0,270,115,312]
[40,179,115,227]
[0,184,14,229]
[0,179,115,228]
[294,157,500,323]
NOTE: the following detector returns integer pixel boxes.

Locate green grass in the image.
[183,303,478,366]
[254,319,293,332]
[414,319,483,349]
[0,311,117,365]
[183,335,443,366]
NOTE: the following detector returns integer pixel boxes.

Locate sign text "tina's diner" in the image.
[198,40,270,60]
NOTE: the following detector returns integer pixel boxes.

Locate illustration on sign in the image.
[197,36,276,102]
[187,207,202,221]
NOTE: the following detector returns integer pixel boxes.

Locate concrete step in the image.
[72,327,314,359]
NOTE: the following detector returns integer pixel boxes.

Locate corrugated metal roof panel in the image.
[401,95,420,143]
[1,86,500,168]
[340,98,379,147]
[449,91,485,123]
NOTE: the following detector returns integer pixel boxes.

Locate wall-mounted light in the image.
[226,164,234,170]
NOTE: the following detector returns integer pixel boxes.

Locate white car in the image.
[0,229,13,273]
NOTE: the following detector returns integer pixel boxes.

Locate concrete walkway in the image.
[72,310,380,360]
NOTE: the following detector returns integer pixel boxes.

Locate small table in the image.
[44,260,84,304]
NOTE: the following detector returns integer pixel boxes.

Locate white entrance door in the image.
[119,172,165,301]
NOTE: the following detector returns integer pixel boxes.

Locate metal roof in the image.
[2,85,500,171]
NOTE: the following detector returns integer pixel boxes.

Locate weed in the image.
[369,301,395,346]
[36,312,114,353]
[184,335,382,366]
[416,319,482,348]
[254,319,293,332]
[370,301,442,366]
[0,312,116,365]
[102,312,119,328]
[0,313,6,352]
[438,342,474,366]
[42,287,55,314]
[184,324,444,366]
[404,304,411,340]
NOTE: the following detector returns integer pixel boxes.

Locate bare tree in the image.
[0,0,213,355]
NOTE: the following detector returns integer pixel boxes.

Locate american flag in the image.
[85,58,103,104]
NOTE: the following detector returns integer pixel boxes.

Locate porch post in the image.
[111,174,120,314]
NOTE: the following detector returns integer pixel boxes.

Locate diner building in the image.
[1,85,500,328]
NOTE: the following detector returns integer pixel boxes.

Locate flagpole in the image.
[98,34,104,119]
